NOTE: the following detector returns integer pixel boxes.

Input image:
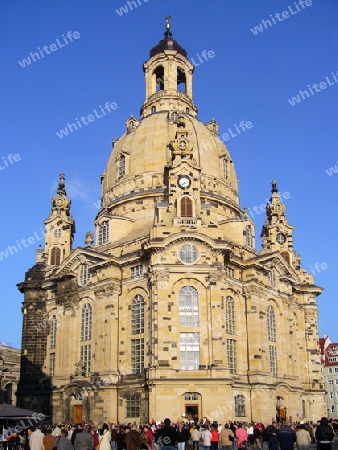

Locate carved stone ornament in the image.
[85,231,94,246]
[94,283,120,297]
[64,303,76,317]
[243,285,263,295]
[207,270,222,283]
[149,269,169,284]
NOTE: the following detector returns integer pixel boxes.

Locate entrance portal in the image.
[74,404,83,424]
[186,405,198,419]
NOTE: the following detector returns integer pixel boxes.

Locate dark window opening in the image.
[154,66,164,91]
[177,67,186,93]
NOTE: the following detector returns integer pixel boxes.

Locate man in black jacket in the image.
[277,424,296,450]
[155,419,178,450]
[266,422,278,450]
[315,417,334,450]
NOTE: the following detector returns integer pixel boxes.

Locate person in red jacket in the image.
[211,427,219,450]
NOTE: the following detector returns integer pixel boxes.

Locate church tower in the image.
[39,173,75,266]
[18,19,325,424]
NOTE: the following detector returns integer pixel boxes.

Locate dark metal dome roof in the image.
[149,29,187,58]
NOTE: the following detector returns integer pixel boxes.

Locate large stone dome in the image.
[96,21,244,248]
[102,111,239,209]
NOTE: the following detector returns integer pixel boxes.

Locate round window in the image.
[54,229,62,238]
[178,244,199,264]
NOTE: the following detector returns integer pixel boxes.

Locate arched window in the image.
[267,305,276,342]
[81,303,92,341]
[50,247,61,265]
[131,294,145,335]
[234,394,245,417]
[180,197,193,217]
[226,296,235,335]
[80,264,90,286]
[50,315,57,349]
[179,286,199,327]
[118,154,126,179]
[245,225,253,248]
[98,221,109,245]
[177,67,186,93]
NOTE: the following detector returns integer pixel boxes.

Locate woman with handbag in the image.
[98,425,111,450]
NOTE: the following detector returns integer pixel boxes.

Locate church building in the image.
[17,20,325,424]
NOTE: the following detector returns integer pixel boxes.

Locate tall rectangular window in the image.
[50,315,57,349]
[267,306,276,342]
[131,265,143,277]
[269,345,277,377]
[49,353,55,376]
[98,221,109,245]
[131,339,144,374]
[226,296,235,335]
[131,295,144,335]
[225,267,234,278]
[81,304,92,341]
[80,264,90,286]
[223,158,229,181]
[126,395,140,418]
[227,339,237,374]
[180,333,199,370]
[80,344,91,377]
[181,197,193,217]
[118,155,126,179]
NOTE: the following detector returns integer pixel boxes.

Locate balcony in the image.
[174,217,200,226]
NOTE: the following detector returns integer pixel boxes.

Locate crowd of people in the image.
[1,417,337,450]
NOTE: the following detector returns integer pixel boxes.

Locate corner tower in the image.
[40,173,75,266]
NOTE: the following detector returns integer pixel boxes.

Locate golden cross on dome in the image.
[165,15,171,29]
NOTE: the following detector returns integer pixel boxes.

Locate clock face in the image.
[274,203,282,212]
[56,199,63,205]
[178,175,191,189]
[276,232,286,244]
[178,140,187,150]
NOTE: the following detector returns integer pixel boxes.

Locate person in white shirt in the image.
[29,427,45,450]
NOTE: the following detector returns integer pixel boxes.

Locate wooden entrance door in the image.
[74,405,83,424]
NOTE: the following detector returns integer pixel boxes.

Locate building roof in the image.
[149,27,187,58]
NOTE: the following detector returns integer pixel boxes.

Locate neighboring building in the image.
[319,335,338,417]
[17,21,325,424]
[0,343,21,405]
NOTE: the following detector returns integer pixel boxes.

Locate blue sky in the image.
[0,0,337,349]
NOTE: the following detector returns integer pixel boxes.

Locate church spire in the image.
[56,172,66,196]
[260,181,294,260]
[165,15,172,37]
[38,173,76,265]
